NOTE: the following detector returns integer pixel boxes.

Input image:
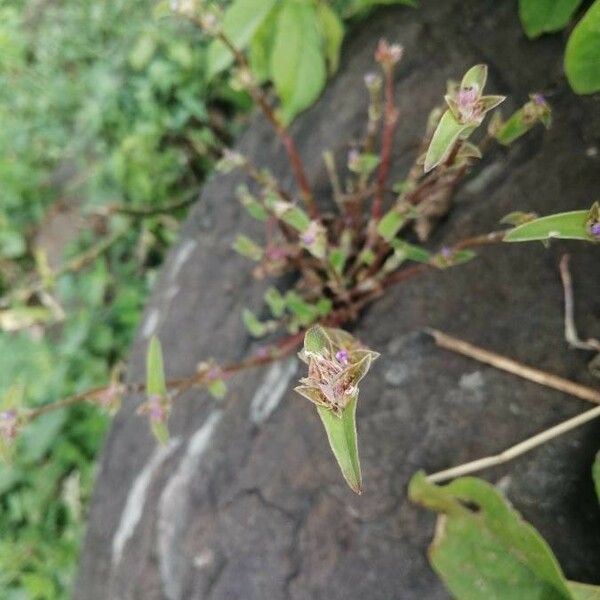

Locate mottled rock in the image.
[76,1,600,598]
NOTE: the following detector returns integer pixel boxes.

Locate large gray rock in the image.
[75,1,600,598]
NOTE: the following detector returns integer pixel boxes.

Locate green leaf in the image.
[504,210,594,242]
[378,209,407,242]
[242,308,276,338]
[207,378,227,400]
[565,0,600,94]
[248,4,280,84]
[495,97,552,146]
[304,324,332,355]
[146,336,166,397]
[328,247,347,275]
[271,1,327,123]
[264,287,286,318]
[519,0,584,38]
[461,64,487,92]
[317,395,362,494]
[409,472,575,600]
[391,239,432,263]
[569,581,600,600]
[424,110,471,173]
[232,235,263,261]
[317,2,344,74]
[206,0,278,79]
[285,291,319,326]
[593,450,600,504]
[273,202,311,232]
[151,421,169,446]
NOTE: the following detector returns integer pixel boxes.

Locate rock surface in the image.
[76,1,600,598]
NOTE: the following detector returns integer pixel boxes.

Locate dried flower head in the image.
[375,39,403,69]
[295,326,379,417]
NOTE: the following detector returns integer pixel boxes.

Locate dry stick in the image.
[427,405,600,483]
[427,328,600,405]
[559,254,600,352]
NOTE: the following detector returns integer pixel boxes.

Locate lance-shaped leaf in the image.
[317,395,362,494]
[232,235,263,261]
[147,336,167,397]
[495,95,552,146]
[409,472,578,599]
[146,336,169,444]
[424,110,472,173]
[378,208,408,242]
[504,210,595,242]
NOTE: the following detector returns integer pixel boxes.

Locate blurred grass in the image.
[0,1,246,597]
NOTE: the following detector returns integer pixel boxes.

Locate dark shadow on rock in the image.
[75,1,600,599]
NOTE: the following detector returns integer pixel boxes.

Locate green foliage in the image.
[565,0,600,94]
[519,0,584,38]
[409,472,599,600]
[517,0,600,94]
[503,206,598,242]
[206,0,412,122]
[146,336,167,397]
[317,396,362,493]
[207,0,278,78]
[271,1,327,124]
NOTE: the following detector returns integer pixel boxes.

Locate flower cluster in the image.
[295,326,379,417]
[444,65,505,126]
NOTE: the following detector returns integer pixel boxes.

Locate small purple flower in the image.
[148,395,166,424]
[207,367,221,381]
[335,349,349,365]
[301,221,321,247]
[591,223,600,237]
[441,246,452,258]
[0,410,18,441]
[457,86,480,121]
[531,93,546,106]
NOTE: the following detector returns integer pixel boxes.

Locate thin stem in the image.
[99,192,199,218]
[211,28,319,220]
[427,328,600,405]
[27,331,305,420]
[427,405,600,483]
[560,254,600,352]
[372,66,398,222]
[1,228,128,308]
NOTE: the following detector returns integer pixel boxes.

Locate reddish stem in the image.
[372,67,398,221]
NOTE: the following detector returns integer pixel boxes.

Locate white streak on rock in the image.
[157,410,223,600]
[112,438,181,566]
[249,358,297,425]
[169,239,196,282]
[459,370,485,392]
[141,308,160,339]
